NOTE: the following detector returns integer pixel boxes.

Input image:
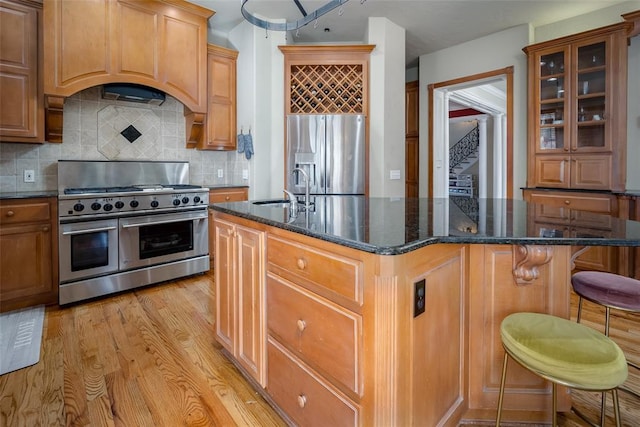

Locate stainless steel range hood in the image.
[102,83,166,105]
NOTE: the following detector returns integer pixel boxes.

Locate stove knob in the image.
[115,201,124,209]
[151,200,159,208]
[172,199,181,206]
[91,202,101,211]
[103,204,113,212]
[73,203,85,212]
[193,196,201,203]
[130,200,139,208]
[181,197,190,204]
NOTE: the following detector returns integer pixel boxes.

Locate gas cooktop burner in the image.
[64,186,142,195]
[64,184,203,195]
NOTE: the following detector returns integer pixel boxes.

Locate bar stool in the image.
[571,271,640,423]
[495,312,628,427]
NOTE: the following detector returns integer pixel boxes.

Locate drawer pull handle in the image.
[296,258,306,270]
[297,394,307,408]
[564,200,570,205]
[6,210,15,217]
[297,319,306,332]
[42,226,49,232]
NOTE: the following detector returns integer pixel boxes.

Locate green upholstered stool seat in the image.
[496,312,628,426]
[501,312,628,391]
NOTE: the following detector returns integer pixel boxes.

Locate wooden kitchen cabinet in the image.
[523,22,631,191]
[0,197,58,312]
[213,215,266,386]
[266,233,364,426]
[523,189,618,272]
[208,187,248,265]
[0,0,44,143]
[278,45,375,115]
[199,45,238,151]
[43,0,212,145]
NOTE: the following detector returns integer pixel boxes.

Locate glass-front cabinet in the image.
[524,23,630,191]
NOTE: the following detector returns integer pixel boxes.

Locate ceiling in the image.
[189,0,629,67]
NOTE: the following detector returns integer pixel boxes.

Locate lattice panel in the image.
[290,64,364,114]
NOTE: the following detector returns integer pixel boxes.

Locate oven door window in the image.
[138,220,194,259]
[71,231,110,271]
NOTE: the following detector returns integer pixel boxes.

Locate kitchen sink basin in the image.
[252,199,291,207]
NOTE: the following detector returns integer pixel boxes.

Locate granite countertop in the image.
[207,184,249,190]
[211,196,640,255]
[0,190,58,200]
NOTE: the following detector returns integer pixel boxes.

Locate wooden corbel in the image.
[512,245,554,284]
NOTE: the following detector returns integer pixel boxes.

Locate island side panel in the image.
[367,244,468,426]
[467,244,572,420]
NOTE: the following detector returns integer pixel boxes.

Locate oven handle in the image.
[62,225,118,235]
[120,214,208,229]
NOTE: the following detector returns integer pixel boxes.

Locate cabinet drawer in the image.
[527,191,614,214]
[209,188,248,203]
[0,201,50,225]
[267,234,363,304]
[267,338,359,427]
[267,274,361,395]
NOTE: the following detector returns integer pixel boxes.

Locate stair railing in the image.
[449,125,479,172]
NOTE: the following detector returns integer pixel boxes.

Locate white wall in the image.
[367,17,406,197]
[229,21,285,200]
[419,25,530,198]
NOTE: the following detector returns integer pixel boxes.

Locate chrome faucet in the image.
[283,189,298,216]
[291,167,311,211]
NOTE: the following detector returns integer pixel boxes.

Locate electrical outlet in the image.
[390,169,401,180]
[23,169,35,183]
[242,169,249,180]
[217,169,224,178]
[414,279,426,317]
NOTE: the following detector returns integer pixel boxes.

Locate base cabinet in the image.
[208,187,248,265]
[523,189,618,272]
[0,197,57,312]
[214,215,265,386]
[213,211,573,425]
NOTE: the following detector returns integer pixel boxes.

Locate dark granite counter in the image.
[211,196,640,255]
[0,190,58,200]
[207,184,249,190]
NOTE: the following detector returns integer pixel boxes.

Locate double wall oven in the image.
[57,161,209,304]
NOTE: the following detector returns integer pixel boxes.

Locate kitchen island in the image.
[210,196,640,426]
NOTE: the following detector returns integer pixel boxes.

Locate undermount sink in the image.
[252,199,291,207]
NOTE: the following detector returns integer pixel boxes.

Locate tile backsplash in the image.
[0,87,249,192]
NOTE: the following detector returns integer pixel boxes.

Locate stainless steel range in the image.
[57,160,209,304]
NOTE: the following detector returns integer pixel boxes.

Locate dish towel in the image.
[244,132,254,160]
[237,133,245,153]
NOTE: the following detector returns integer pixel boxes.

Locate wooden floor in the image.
[1,271,638,426]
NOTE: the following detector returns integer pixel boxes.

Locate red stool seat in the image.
[571,271,640,311]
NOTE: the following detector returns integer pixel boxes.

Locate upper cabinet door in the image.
[535,46,570,155]
[0,0,44,142]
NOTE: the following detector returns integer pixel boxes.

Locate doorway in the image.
[428,67,514,199]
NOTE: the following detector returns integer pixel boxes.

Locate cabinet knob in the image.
[296,258,307,270]
[297,394,307,408]
[42,226,49,232]
[225,196,230,201]
[6,210,14,217]
[297,319,306,332]
[564,200,570,205]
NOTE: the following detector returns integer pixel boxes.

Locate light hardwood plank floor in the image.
[1,271,638,426]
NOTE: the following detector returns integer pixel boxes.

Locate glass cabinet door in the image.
[538,50,567,152]
[574,41,607,151]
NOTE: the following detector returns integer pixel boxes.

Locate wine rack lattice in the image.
[290,64,364,114]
